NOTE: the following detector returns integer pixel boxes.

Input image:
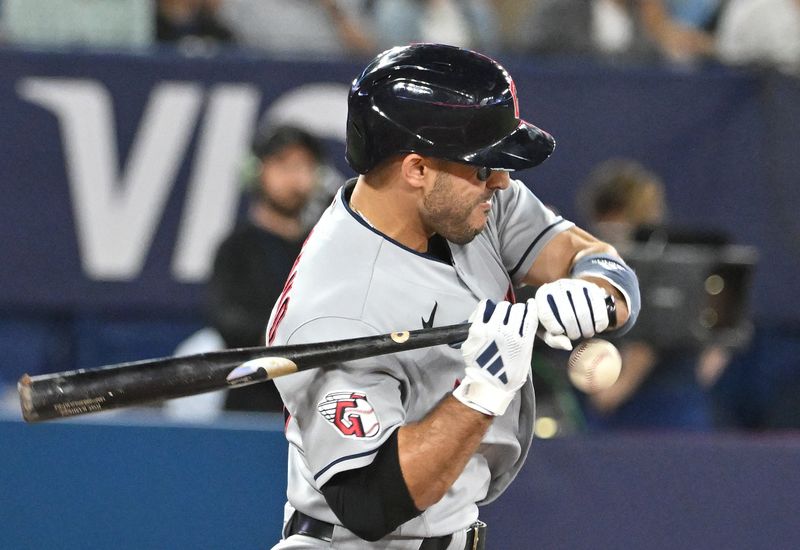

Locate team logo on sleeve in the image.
[317,391,380,439]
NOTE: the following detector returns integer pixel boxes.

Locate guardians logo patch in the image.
[317,391,380,439]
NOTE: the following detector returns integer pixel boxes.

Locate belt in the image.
[283,511,333,542]
[284,511,487,549]
[418,520,486,550]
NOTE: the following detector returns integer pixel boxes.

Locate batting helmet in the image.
[345,43,556,174]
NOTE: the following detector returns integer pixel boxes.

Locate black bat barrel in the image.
[19,323,471,422]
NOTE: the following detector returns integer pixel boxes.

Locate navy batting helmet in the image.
[345,43,556,174]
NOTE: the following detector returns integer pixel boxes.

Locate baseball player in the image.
[268,44,641,549]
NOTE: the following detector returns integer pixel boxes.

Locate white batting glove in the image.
[534,279,610,351]
[453,299,538,417]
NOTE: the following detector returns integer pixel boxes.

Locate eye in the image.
[476,167,493,182]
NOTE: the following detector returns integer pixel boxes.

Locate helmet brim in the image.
[461,120,556,171]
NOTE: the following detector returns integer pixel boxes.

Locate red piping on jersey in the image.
[267,228,315,345]
[505,284,516,304]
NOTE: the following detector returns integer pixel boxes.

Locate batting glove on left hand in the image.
[534,279,610,351]
[454,299,538,417]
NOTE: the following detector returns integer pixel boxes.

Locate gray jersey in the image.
[270,179,572,548]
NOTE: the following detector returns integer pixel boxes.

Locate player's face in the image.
[258,145,319,217]
[421,161,510,244]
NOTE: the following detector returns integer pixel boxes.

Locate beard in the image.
[256,185,309,218]
[421,172,491,245]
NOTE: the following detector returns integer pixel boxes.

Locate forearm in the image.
[526,226,619,285]
[321,397,492,541]
[527,227,632,326]
[397,395,493,510]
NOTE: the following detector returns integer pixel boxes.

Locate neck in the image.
[349,175,430,251]
[249,201,303,241]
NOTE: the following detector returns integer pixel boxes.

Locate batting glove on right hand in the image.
[534,279,610,351]
[453,299,538,417]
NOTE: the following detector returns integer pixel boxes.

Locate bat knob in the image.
[18,374,39,423]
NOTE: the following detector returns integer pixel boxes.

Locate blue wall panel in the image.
[0,415,288,550]
[2,417,799,550]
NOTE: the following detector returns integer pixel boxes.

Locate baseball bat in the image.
[19,297,617,423]
[18,323,471,423]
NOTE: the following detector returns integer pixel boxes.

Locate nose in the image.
[486,170,510,190]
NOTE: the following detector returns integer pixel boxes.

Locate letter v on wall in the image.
[17,78,203,280]
[172,84,261,282]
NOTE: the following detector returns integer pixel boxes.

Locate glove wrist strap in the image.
[453,379,515,417]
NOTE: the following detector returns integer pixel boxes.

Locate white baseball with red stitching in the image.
[567,339,621,393]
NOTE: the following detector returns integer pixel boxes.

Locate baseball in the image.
[567,339,622,393]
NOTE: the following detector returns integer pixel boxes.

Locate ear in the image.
[400,154,429,190]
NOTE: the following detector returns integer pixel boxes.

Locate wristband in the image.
[571,253,640,335]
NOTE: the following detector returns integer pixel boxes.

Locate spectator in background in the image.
[156,0,235,50]
[577,159,730,431]
[368,0,500,54]
[577,160,667,253]
[519,0,717,65]
[715,0,800,75]
[217,0,375,59]
[208,124,329,412]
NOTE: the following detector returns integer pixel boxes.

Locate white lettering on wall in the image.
[18,78,203,280]
[263,83,348,142]
[172,84,261,282]
[18,78,350,285]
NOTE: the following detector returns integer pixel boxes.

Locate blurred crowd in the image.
[0,0,798,75]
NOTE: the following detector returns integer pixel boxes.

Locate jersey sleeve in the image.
[274,316,409,487]
[494,179,574,287]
